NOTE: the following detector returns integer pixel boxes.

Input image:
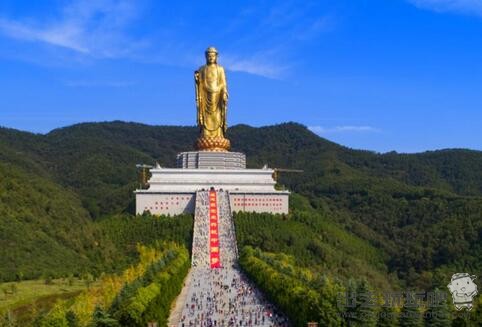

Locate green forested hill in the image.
[235,194,397,291]
[0,161,110,281]
[0,121,480,290]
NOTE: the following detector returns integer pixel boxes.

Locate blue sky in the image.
[0,0,481,153]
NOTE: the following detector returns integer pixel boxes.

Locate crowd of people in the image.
[218,190,238,267]
[191,191,210,268]
[178,191,288,327]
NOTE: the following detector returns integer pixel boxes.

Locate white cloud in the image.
[407,0,482,16]
[0,1,332,79]
[0,18,89,53]
[294,15,336,41]
[205,1,333,79]
[309,125,381,134]
[222,53,288,79]
[0,0,143,58]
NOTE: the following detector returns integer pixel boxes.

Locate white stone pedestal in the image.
[176,151,246,169]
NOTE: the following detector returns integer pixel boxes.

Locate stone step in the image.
[172,190,288,326]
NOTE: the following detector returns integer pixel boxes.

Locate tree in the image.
[356,279,377,327]
[424,289,451,327]
[91,307,119,327]
[39,302,68,327]
[315,275,344,327]
[83,273,94,289]
[377,305,398,327]
[65,311,78,327]
[399,293,423,327]
[67,274,75,287]
[9,284,17,295]
[15,272,23,282]
[344,278,377,327]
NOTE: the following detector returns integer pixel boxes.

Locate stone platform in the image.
[176,151,246,169]
[135,165,289,215]
[135,151,289,216]
[145,167,276,192]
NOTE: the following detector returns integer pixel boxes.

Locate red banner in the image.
[209,190,221,268]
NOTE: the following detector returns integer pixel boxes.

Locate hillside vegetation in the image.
[235,194,395,291]
[0,121,480,292]
[34,243,189,327]
[0,161,111,281]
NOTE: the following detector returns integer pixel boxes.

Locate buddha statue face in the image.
[205,49,218,65]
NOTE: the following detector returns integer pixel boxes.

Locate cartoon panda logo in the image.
[447,273,478,311]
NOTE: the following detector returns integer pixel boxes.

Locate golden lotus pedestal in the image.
[196,136,231,152]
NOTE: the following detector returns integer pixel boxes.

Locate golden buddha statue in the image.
[194,47,230,151]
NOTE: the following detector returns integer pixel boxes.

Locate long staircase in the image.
[191,190,210,268]
[172,190,288,327]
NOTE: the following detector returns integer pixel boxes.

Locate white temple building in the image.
[135,151,289,215]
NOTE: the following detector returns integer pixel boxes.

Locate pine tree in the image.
[343,278,359,326]
[315,275,344,327]
[399,293,423,327]
[344,278,377,327]
[356,279,377,327]
[424,289,451,327]
[377,305,398,327]
[91,306,119,327]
